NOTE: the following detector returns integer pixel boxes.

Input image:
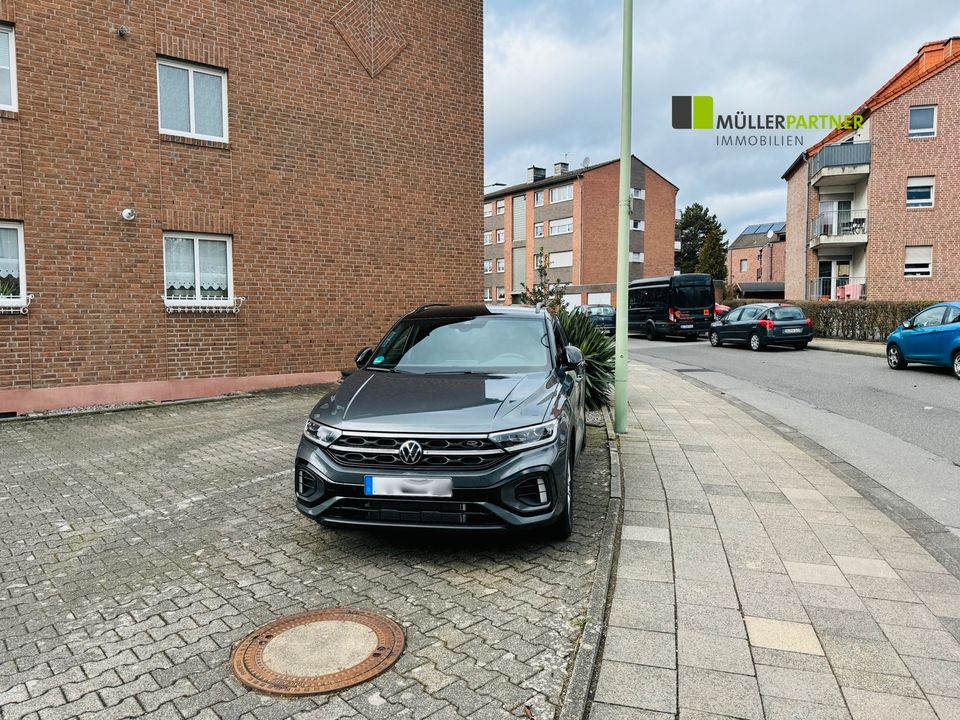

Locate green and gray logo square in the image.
[672,96,714,129]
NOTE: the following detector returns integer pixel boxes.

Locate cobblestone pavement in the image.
[0,387,609,720]
[591,362,960,720]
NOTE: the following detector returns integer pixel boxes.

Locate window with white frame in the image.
[496,199,505,215]
[534,222,544,238]
[483,202,492,217]
[906,176,934,208]
[629,252,644,263]
[908,105,936,138]
[157,58,228,142]
[496,229,505,244]
[0,25,17,112]
[496,286,505,301]
[534,254,544,269]
[630,188,644,200]
[740,259,748,272]
[904,245,933,277]
[534,190,544,207]
[483,259,493,274]
[549,250,573,268]
[496,258,505,273]
[483,231,492,245]
[483,287,492,301]
[549,217,573,235]
[549,184,573,203]
[0,221,26,306]
[630,220,645,231]
[163,233,233,305]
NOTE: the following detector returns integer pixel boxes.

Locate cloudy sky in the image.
[483,1,960,241]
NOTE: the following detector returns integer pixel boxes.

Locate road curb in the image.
[557,407,622,720]
[808,343,885,359]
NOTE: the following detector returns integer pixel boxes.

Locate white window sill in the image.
[163,296,245,313]
[0,293,33,314]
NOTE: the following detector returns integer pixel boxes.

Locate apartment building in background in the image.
[782,37,960,302]
[0,0,482,414]
[727,222,786,298]
[483,156,678,307]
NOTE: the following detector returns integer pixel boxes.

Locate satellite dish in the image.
[582,156,590,168]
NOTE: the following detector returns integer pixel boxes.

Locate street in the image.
[630,337,960,531]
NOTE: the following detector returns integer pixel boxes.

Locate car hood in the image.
[308,370,562,433]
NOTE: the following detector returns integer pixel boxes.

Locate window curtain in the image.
[0,228,20,281]
[198,239,228,296]
[164,237,196,295]
[0,30,11,107]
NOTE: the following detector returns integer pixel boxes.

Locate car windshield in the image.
[587,306,614,316]
[771,307,805,320]
[672,285,713,309]
[370,315,551,374]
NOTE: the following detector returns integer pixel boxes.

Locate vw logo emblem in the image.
[398,440,423,465]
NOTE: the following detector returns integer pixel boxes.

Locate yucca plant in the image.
[558,309,615,411]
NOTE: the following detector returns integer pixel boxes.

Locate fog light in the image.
[296,466,326,498]
[515,475,549,507]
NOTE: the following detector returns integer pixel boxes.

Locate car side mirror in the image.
[902,320,913,330]
[355,347,373,368]
[563,345,584,369]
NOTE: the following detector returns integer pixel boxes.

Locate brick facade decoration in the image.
[782,37,960,303]
[0,0,483,415]
[482,155,678,308]
[727,222,786,297]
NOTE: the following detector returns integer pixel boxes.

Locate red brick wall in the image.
[728,241,785,287]
[579,162,618,288]
[784,168,812,300]
[642,167,678,278]
[0,0,483,410]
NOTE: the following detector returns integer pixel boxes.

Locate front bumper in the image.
[294,437,568,531]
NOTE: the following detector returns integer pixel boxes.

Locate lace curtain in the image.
[0,228,20,281]
[164,236,229,299]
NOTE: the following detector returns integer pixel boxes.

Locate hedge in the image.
[723,299,941,342]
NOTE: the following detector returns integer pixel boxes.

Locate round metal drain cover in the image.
[231,608,404,696]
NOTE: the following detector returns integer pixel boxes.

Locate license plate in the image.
[364,475,453,498]
[783,328,802,334]
[680,324,694,329]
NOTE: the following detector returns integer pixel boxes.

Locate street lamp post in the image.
[614,0,633,434]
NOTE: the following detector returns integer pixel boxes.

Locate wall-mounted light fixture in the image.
[118,25,131,39]
[121,208,137,221]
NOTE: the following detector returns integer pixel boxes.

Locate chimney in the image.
[527,166,546,182]
[554,162,569,175]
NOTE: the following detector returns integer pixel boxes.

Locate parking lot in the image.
[0,388,610,720]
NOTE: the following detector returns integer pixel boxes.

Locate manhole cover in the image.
[231,608,405,696]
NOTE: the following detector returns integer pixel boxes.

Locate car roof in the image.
[402,303,546,320]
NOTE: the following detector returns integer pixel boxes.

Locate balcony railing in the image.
[808,142,871,179]
[808,276,867,301]
[810,209,868,238]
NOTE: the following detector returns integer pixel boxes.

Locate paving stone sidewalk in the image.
[591,362,960,720]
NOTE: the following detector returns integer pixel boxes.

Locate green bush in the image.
[558,309,614,411]
[724,298,941,342]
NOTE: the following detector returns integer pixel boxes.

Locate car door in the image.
[731,306,760,343]
[718,307,743,341]
[902,305,947,361]
[927,305,960,365]
[553,317,584,447]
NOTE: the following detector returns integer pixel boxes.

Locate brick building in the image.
[782,38,960,302]
[726,222,786,298]
[482,156,678,307]
[0,0,482,414]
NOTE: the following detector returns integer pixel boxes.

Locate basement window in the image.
[0,221,26,308]
[163,233,235,307]
[157,58,229,142]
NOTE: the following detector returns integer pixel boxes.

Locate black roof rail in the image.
[412,303,449,314]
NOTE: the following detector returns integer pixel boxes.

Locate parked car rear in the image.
[886,302,960,379]
[574,304,615,335]
[628,273,715,340]
[709,303,813,351]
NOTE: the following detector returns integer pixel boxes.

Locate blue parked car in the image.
[886,302,960,379]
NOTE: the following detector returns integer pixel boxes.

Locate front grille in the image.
[324,498,500,526]
[325,433,506,471]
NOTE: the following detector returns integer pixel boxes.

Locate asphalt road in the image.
[629,336,960,531]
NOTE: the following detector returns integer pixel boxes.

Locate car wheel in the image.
[645,323,658,341]
[887,343,907,370]
[547,455,574,541]
[709,331,722,347]
[749,333,763,352]
[953,350,960,380]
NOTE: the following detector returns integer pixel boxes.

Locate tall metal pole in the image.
[614,0,633,434]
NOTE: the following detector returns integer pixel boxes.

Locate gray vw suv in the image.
[294,303,586,538]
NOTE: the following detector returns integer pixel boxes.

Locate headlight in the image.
[303,419,341,447]
[490,419,559,453]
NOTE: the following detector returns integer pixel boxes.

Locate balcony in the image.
[808,275,867,302]
[808,142,870,187]
[808,209,868,249]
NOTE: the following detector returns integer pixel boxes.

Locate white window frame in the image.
[549,217,573,236]
[534,190,544,207]
[483,231,492,245]
[496,200,505,215]
[904,245,933,277]
[908,105,937,138]
[906,176,934,208]
[157,58,229,143]
[630,220,645,231]
[534,222,544,238]
[483,287,492,301]
[496,286,505,301]
[740,259,748,272]
[0,220,26,307]
[549,250,573,268]
[496,257,505,273]
[534,254,544,269]
[549,184,573,203]
[629,252,644,264]
[483,202,492,218]
[0,25,18,113]
[630,188,645,200]
[162,232,234,307]
[483,259,492,274]
[496,229,505,244]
